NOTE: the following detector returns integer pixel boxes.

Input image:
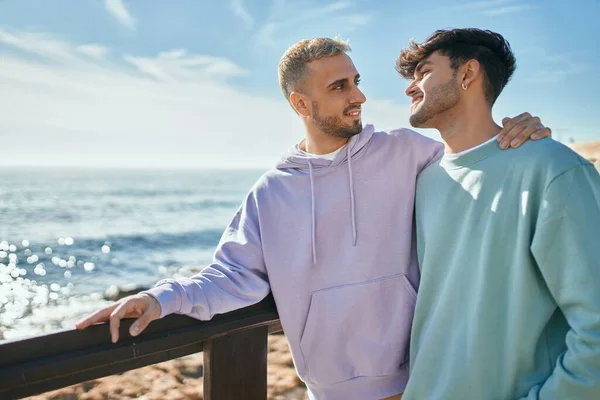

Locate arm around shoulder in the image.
[389,128,444,172]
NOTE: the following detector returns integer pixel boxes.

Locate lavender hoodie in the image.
[144,125,443,399]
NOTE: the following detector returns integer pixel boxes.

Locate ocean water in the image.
[0,168,264,342]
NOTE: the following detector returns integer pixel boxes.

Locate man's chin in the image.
[409,114,430,128]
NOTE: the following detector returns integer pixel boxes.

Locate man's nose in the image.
[405,80,418,98]
[351,86,367,104]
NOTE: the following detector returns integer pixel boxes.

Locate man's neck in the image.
[300,131,349,155]
[437,102,502,154]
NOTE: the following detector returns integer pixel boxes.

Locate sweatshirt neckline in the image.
[440,136,502,170]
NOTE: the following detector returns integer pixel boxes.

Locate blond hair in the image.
[278,37,351,101]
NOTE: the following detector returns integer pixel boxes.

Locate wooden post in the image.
[203,326,269,400]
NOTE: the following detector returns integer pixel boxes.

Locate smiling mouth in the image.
[411,96,423,105]
[345,109,361,117]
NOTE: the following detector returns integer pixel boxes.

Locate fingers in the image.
[130,295,161,336]
[505,122,542,148]
[77,294,159,343]
[533,127,552,140]
[109,300,130,343]
[498,113,542,149]
[75,303,119,330]
[498,112,532,142]
[130,310,153,337]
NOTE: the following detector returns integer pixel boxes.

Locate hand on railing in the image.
[75,293,161,343]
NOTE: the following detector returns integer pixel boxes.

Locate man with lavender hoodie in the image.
[76,38,550,399]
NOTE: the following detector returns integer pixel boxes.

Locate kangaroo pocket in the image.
[299,273,417,385]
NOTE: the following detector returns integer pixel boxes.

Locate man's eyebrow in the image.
[415,60,432,74]
[327,77,348,88]
[327,74,360,88]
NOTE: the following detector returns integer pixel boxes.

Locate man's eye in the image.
[335,84,344,90]
[355,79,361,86]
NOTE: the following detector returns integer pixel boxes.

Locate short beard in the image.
[409,73,460,128]
[312,101,363,139]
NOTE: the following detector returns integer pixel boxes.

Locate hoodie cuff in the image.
[141,279,182,319]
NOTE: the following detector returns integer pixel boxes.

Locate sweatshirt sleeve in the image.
[142,189,270,320]
[527,163,600,399]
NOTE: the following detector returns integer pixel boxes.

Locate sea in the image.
[0,168,265,342]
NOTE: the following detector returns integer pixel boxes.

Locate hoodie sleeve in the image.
[391,128,444,173]
[525,163,600,399]
[142,189,270,320]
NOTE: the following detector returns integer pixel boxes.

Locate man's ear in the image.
[290,92,311,117]
[460,59,481,91]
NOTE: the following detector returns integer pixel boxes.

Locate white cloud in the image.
[231,0,254,29]
[124,49,247,83]
[0,28,81,64]
[104,0,136,31]
[257,1,373,47]
[0,27,414,169]
[76,44,110,59]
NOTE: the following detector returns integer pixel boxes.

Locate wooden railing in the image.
[0,295,281,399]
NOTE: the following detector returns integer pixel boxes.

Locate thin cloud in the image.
[104,0,136,31]
[520,47,590,83]
[445,0,535,16]
[124,49,247,83]
[449,0,518,10]
[0,28,80,64]
[76,44,110,59]
[257,0,372,47]
[482,4,535,15]
[231,0,254,29]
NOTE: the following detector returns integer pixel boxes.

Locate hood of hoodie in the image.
[274,124,375,264]
[275,124,375,172]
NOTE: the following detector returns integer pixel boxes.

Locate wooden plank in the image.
[0,341,204,399]
[204,326,269,400]
[0,295,279,399]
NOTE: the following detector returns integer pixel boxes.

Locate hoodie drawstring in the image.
[307,146,357,264]
[308,161,317,264]
[347,146,357,246]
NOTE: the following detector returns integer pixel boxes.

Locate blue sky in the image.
[0,0,598,168]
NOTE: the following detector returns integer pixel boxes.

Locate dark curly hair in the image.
[396,28,516,105]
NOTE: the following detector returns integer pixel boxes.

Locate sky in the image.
[0,0,598,169]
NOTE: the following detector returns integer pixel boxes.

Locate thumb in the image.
[502,117,511,126]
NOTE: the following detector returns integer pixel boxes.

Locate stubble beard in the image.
[312,101,363,139]
[409,74,460,128]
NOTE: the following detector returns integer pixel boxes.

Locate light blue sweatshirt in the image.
[405,138,600,399]
[143,125,443,399]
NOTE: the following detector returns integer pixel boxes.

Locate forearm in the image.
[144,196,270,320]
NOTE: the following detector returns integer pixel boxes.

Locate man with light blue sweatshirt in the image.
[398,28,600,399]
[76,37,549,399]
